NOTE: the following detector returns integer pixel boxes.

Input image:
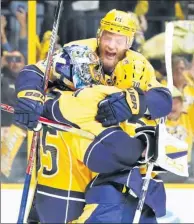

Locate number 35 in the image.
[38,126,59,176]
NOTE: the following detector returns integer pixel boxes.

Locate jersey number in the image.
[38,126,58,176]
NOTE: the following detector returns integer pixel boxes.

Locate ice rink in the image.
[1,185,194,223]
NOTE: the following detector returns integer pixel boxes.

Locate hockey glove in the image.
[14,90,44,130]
[134,126,158,163]
[95,87,147,127]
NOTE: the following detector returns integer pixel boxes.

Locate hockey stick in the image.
[1,103,95,140]
[132,22,174,224]
[17,1,63,223]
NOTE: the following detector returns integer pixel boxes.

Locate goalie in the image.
[39,84,188,223]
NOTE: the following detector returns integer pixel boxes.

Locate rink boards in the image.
[1,184,194,223]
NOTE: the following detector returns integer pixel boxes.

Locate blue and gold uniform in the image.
[40,85,166,223]
[14,10,172,223]
[35,127,92,223]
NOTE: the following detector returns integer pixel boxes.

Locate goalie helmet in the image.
[97,9,137,47]
[52,45,103,89]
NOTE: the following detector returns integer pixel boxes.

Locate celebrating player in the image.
[11,9,173,223]
[38,84,186,223]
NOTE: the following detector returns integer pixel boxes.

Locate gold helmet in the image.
[97,9,137,47]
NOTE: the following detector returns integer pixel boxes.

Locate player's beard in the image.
[97,47,126,74]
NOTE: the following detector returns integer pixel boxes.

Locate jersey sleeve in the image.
[43,86,146,174]
[43,85,124,131]
[145,61,173,119]
[83,127,145,173]
[15,64,52,94]
[43,89,80,128]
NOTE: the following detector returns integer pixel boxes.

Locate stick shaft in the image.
[17,1,63,223]
[132,22,174,224]
[132,162,154,223]
[1,103,95,140]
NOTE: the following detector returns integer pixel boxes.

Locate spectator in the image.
[1,50,27,183]
[15,6,28,62]
[172,56,188,91]
[9,0,44,49]
[1,9,28,63]
[172,56,194,138]
[1,50,25,118]
[184,54,194,87]
[161,86,193,183]
[178,1,194,20]
[1,15,13,52]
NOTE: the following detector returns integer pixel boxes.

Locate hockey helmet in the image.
[112,55,151,90]
[97,9,137,47]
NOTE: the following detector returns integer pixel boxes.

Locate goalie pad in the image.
[155,119,189,177]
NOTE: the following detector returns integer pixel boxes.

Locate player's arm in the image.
[144,62,172,119]
[43,89,80,128]
[42,87,155,173]
[83,126,155,173]
[96,62,172,127]
[13,48,74,130]
[13,64,46,130]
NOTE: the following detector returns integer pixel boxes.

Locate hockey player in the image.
[12,9,172,223]
[39,84,186,223]
[13,9,172,130]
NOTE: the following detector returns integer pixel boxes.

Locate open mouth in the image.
[105,51,116,60]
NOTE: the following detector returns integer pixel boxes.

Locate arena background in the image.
[1,0,194,223]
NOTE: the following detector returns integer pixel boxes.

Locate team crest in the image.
[88,52,99,64]
[123,58,129,65]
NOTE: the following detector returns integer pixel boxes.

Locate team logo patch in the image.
[25,91,44,101]
[127,88,138,109]
[123,58,129,65]
[88,52,99,64]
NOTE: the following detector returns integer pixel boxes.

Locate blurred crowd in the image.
[1,0,194,183]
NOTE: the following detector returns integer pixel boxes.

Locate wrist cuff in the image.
[17,90,44,103]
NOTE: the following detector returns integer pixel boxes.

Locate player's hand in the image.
[134,126,158,163]
[95,88,146,127]
[14,90,44,130]
[16,7,27,27]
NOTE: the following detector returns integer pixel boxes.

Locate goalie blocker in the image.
[135,124,188,177]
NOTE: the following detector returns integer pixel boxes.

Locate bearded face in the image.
[98,31,128,73]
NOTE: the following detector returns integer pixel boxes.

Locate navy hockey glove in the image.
[95,88,147,127]
[14,90,44,130]
[134,126,158,163]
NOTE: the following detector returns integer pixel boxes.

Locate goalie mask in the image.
[53,45,104,89]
